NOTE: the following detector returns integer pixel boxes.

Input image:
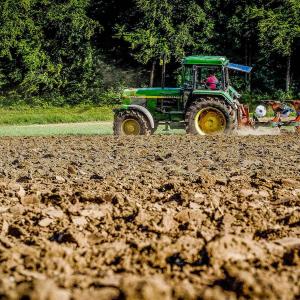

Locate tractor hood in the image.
[123,87,181,99]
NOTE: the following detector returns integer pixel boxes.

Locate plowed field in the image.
[0,135,299,300]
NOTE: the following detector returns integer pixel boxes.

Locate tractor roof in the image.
[183,56,229,66]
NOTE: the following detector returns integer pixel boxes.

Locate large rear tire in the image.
[113,110,152,136]
[185,100,232,135]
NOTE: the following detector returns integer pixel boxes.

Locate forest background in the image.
[0,0,299,109]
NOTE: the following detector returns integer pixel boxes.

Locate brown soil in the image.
[0,135,299,300]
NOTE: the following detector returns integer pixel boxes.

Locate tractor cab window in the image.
[195,67,224,90]
[182,65,193,88]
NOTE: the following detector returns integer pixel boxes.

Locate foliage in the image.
[116,0,213,64]
[0,0,98,99]
[252,0,300,58]
[0,0,299,107]
[250,0,300,91]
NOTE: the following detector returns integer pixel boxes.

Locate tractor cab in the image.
[182,56,229,91]
[181,56,251,94]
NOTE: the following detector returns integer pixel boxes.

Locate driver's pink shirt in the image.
[206,75,218,90]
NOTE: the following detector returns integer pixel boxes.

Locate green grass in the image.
[0,106,114,125]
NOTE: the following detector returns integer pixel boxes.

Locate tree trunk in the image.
[161,55,166,89]
[245,39,252,92]
[286,55,291,92]
[149,60,156,87]
[245,40,249,91]
[248,41,252,92]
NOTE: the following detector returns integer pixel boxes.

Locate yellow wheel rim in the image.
[195,108,226,135]
[121,119,141,135]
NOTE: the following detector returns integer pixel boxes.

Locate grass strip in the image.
[0,106,114,125]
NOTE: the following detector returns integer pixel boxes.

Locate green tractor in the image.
[113,56,252,135]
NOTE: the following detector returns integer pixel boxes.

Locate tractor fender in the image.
[127,105,155,129]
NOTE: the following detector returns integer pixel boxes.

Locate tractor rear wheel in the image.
[185,100,232,135]
[113,110,152,136]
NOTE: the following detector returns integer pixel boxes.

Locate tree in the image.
[202,0,265,92]
[116,0,213,86]
[0,0,98,104]
[252,0,300,91]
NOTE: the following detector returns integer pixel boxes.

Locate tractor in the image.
[113,55,300,135]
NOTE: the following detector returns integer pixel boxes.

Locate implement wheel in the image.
[113,110,152,136]
[185,100,232,135]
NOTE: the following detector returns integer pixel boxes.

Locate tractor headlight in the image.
[255,105,267,118]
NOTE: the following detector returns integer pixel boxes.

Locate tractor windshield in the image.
[195,66,226,90]
[182,65,229,90]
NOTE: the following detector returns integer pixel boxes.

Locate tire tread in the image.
[185,98,232,135]
[113,110,152,136]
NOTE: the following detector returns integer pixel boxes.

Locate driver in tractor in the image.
[206,72,219,90]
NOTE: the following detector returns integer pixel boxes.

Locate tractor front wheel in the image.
[113,110,152,136]
[185,101,232,135]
